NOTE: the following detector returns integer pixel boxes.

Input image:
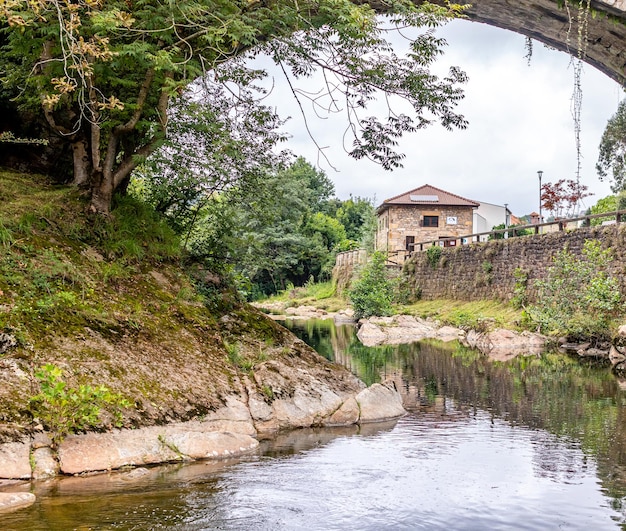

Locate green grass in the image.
[259,280,348,312]
[0,169,185,346]
[258,278,522,331]
[399,299,523,331]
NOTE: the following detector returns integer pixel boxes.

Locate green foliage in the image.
[448,310,494,334]
[0,222,14,247]
[596,99,626,193]
[29,364,130,448]
[511,268,529,310]
[224,341,267,373]
[526,240,623,341]
[349,252,394,319]
[481,261,493,274]
[90,195,180,263]
[589,195,618,225]
[1,0,468,213]
[426,246,443,268]
[489,223,533,239]
[335,196,376,243]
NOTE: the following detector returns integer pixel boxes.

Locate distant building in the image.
[472,202,513,242]
[375,184,479,260]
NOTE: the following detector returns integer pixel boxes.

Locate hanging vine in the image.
[524,35,533,66]
[564,0,591,213]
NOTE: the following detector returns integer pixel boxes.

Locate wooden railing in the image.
[410,209,626,253]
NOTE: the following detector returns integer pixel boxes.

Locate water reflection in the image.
[286,319,626,519]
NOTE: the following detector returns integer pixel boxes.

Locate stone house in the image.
[375,184,479,260]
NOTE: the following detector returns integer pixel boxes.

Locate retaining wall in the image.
[402,224,626,302]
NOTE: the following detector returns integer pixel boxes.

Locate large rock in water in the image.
[58,425,260,475]
[0,441,31,479]
[465,329,547,361]
[356,382,406,423]
[356,315,464,347]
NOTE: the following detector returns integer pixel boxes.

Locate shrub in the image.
[29,364,130,448]
[426,246,442,268]
[348,252,394,319]
[526,240,622,341]
[511,268,529,309]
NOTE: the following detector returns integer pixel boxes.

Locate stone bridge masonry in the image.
[410,0,626,84]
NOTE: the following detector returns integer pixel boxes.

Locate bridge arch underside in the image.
[422,0,626,85]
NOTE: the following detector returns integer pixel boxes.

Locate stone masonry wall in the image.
[402,224,626,302]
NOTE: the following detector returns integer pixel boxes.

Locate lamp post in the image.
[537,170,543,225]
[504,202,509,239]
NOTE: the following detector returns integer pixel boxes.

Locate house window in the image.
[405,236,415,251]
[423,215,439,227]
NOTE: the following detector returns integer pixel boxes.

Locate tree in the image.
[0,0,467,214]
[132,80,289,240]
[489,223,532,239]
[541,179,593,219]
[336,196,375,242]
[348,251,394,319]
[596,99,626,193]
[588,195,617,226]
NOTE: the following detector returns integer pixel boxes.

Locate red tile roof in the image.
[377,184,479,212]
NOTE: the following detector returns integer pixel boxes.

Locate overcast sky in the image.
[253,18,625,217]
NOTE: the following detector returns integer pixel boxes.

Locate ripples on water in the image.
[3,319,626,530]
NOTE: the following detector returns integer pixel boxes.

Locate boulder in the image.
[270,387,345,429]
[0,333,17,354]
[435,325,466,342]
[356,382,406,423]
[334,309,355,324]
[356,322,388,347]
[58,422,259,474]
[324,397,360,426]
[0,441,31,479]
[609,345,626,366]
[31,447,58,479]
[480,329,547,361]
[0,492,36,513]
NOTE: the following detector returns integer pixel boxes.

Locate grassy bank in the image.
[0,169,315,443]
[258,278,523,331]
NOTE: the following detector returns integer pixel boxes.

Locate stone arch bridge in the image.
[403,1,626,85]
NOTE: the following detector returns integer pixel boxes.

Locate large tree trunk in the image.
[89,170,115,215]
[71,138,91,187]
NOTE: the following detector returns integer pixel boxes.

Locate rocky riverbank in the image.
[0,315,406,513]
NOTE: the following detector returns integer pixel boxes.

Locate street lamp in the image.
[504,202,509,239]
[537,170,543,224]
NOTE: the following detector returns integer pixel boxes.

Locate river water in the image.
[4,319,626,530]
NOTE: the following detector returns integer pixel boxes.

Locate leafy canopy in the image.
[1,0,469,213]
[597,99,626,193]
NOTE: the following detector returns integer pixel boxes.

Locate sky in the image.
[252,18,625,217]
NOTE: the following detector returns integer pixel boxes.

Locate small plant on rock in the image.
[426,246,442,268]
[29,364,130,448]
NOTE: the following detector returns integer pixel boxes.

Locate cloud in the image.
[251,18,624,215]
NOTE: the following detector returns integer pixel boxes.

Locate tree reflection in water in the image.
[284,318,626,511]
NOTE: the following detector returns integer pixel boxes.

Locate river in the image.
[3,318,626,530]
